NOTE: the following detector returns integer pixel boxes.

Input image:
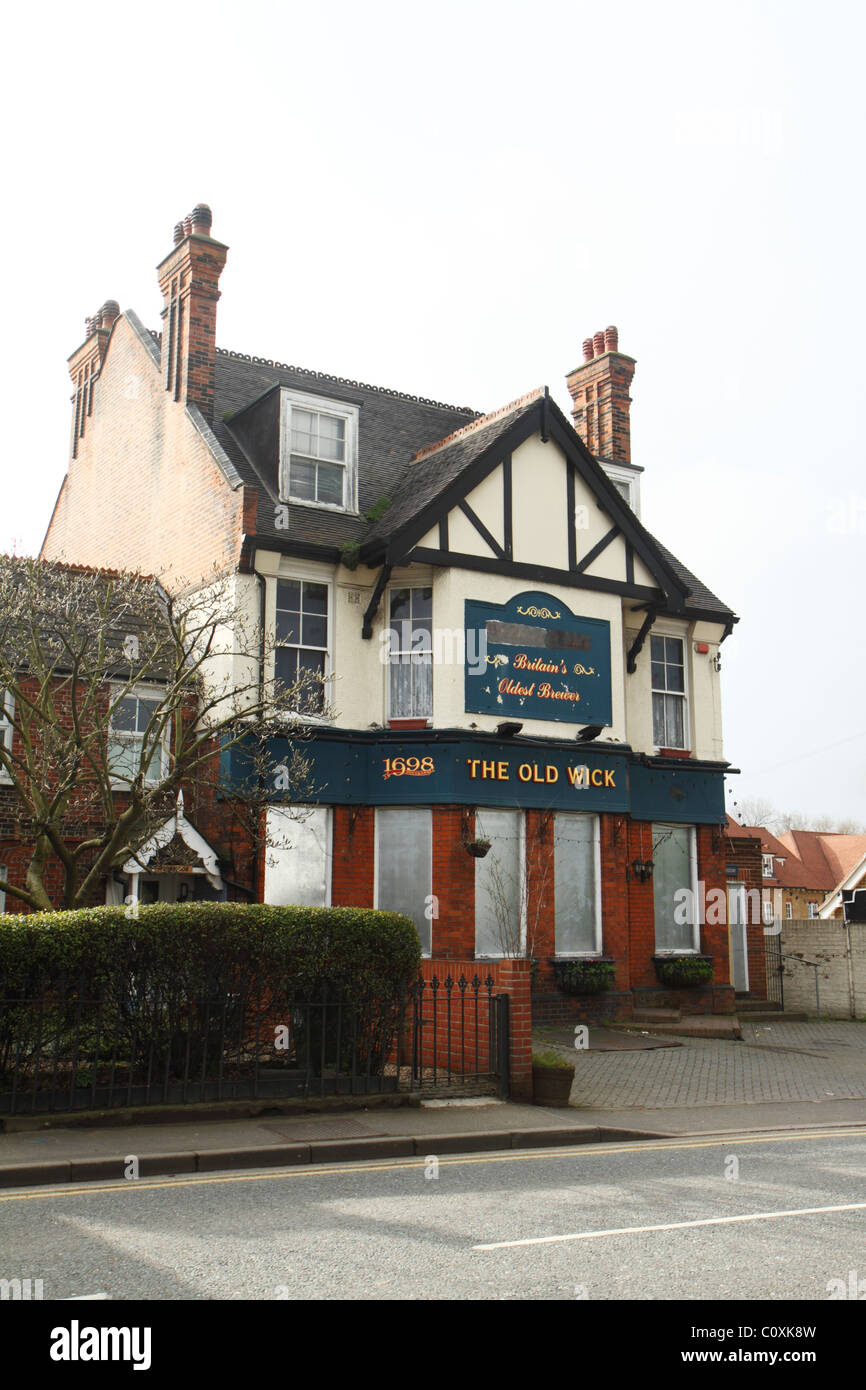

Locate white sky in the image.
[2,0,864,826]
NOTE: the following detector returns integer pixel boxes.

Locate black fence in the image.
[0,974,509,1116]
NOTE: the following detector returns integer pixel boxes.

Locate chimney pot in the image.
[604,325,618,351]
[593,330,606,356]
[582,338,594,361]
[182,215,193,237]
[191,204,213,236]
[173,222,185,245]
[100,300,120,329]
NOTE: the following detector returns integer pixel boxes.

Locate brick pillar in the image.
[432,806,476,957]
[601,814,630,989]
[331,806,374,906]
[566,325,636,464]
[627,819,657,986]
[497,958,532,1101]
[156,204,228,422]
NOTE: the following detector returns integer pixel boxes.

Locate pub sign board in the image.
[464,591,612,726]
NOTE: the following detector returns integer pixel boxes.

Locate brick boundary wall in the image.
[780,919,866,1019]
[419,957,532,1100]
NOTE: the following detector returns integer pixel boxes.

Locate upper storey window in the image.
[279,389,359,512]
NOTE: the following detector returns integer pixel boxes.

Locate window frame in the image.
[0,688,13,784]
[600,461,642,517]
[264,805,332,907]
[552,812,602,957]
[373,806,433,958]
[652,822,700,953]
[271,566,334,722]
[650,628,690,752]
[107,682,170,790]
[278,388,360,514]
[474,808,526,959]
[385,583,434,722]
[762,853,774,878]
[0,865,6,913]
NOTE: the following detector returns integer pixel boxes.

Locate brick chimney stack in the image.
[68,300,120,458]
[566,325,636,464]
[156,204,228,421]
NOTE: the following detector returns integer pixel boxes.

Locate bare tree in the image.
[0,557,321,912]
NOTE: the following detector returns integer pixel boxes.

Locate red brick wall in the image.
[330,806,374,907]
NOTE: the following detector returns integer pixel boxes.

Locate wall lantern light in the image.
[628,858,654,883]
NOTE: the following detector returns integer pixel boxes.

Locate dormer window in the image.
[279,389,359,511]
[762,854,775,878]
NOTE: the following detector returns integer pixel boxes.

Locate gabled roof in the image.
[170,337,735,620]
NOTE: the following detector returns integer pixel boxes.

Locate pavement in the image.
[2,1020,865,1189]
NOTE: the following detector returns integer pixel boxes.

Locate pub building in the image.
[41,209,744,1021]
[234,336,742,1021]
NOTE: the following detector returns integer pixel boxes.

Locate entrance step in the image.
[632,1007,681,1023]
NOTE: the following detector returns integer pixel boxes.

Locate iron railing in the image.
[0,973,508,1116]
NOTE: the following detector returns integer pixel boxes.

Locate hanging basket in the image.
[464,839,492,859]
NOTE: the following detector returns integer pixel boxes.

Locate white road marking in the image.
[62,1292,110,1299]
[474,1200,866,1250]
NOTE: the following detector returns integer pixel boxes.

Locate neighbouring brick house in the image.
[36,202,755,1024]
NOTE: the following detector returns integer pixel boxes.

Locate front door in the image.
[727,885,749,992]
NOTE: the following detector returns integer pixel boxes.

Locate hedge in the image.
[0,904,423,1096]
[0,901,422,1002]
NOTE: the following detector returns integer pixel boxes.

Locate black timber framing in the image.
[574,524,620,576]
[456,499,506,560]
[363,394,695,614]
[503,455,513,560]
[361,563,392,639]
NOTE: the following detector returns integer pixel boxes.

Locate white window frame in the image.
[652,822,700,953]
[271,565,334,724]
[373,806,433,958]
[600,461,642,517]
[264,805,332,907]
[762,897,775,926]
[385,584,433,722]
[0,689,13,784]
[278,388,360,513]
[553,812,602,957]
[650,626,691,752]
[807,901,819,919]
[107,683,170,790]
[785,900,793,920]
[762,853,774,878]
[0,865,6,913]
[474,808,526,959]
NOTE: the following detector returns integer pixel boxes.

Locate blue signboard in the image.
[221,732,727,825]
[464,591,612,727]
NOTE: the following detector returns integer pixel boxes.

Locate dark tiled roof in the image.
[212,349,478,552]
[650,537,733,617]
[201,341,735,620]
[363,393,544,548]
